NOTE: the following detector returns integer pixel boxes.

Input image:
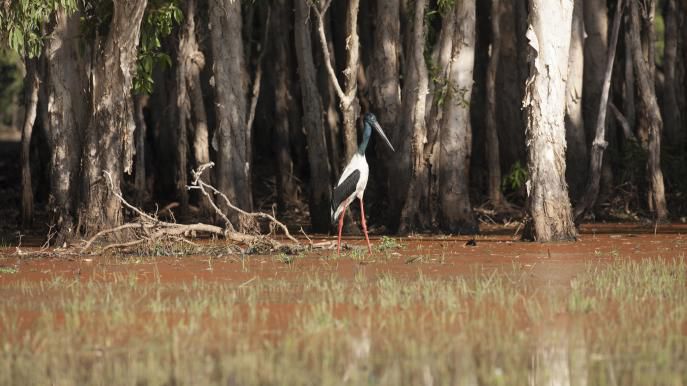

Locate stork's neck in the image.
[357,121,372,155]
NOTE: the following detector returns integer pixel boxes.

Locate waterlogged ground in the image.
[0,224,686,385]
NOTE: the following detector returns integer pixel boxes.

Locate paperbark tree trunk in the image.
[574,0,624,221]
[522,0,577,241]
[438,1,477,234]
[494,0,527,174]
[583,0,608,139]
[133,94,148,206]
[583,0,614,200]
[628,0,668,221]
[661,0,683,145]
[209,0,251,224]
[295,0,332,231]
[398,0,431,233]
[45,10,87,241]
[341,0,361,162]
[368,0,401,218]
[80,0,147,235]
[485,0,506,208]
[312,0,361,165]
[272,0,298,212]
[177,0,212,217]
[20,58,39,228]
[565,0,588,200]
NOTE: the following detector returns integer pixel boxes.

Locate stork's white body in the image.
[331,112,394,255]
[332,153,369,221]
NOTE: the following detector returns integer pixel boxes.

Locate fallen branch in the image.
[81,167,297,253]
[190,162,299,244]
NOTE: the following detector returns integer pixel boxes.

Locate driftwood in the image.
[81,163,311,254]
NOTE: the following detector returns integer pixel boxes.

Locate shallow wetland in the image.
[0,224,686,385]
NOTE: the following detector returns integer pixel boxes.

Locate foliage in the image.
[502,161,528,192]
[0,49,22,126]
[0,0,77,58]
[377,236,401,251]
[134,0,182,94]
[80,0,182,95]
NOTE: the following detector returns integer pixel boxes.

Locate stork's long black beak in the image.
[373,121,395,152]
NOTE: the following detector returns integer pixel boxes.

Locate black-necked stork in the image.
[332,113,395,255]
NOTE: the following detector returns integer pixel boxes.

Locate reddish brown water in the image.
[0,224,684,288]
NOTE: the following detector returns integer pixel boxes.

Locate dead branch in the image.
[309,0,354,108]
[609,102,637,141]
[81,169,287,253]
[190,162,299,244]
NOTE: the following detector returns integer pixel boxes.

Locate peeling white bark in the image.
[523,0,577,241]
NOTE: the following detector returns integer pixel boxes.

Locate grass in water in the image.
[0,258,685,385]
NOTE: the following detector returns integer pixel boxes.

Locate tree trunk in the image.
[583,0,609,140]
[80,0,147,235]
[312,0,361,165]
[565,0,588,200]
[485,0,506,208]
[20,58,39,228]
[272,1,298,212]
[628,0,668,221]
[133,95,149,206]
[295,0,332,231]
[316,11,342,179]
[494,0,527,175]
[661,0,683,145]
[398,0,430,233]
[341,0,361,162]
[175,0,204,215]
[45,10,87,241]
[209,0,251,224]
[368,0,401,220]
[522,0,577,241]
[438,0,478,234]
[574,0,624,221]
[178,0,212,217]
[623,23,636,136]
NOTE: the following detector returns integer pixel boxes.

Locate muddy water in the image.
[0,226,685,286]
[0,225,685,384]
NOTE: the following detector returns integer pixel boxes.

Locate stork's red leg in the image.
[337,204,347,255]
[360,198,372,254]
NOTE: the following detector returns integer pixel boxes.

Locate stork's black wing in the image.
[331,170,360,222]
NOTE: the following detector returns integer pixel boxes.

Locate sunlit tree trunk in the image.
[45,10,87,242]
[177,0,212,217]
[80,0,147,235]
[628,0,667,221]
[20,58,39,228]
[368,0,401,221]
[438,1,477,233]
[523,0,577,241]
[295,0,332,231]
[209,0,251,224]
[485,0,506,208]
[397,0,430,233]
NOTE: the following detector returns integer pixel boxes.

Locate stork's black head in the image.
[364,113,378,126]
[363,112,394,153]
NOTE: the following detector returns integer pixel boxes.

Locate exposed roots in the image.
[81,165,307,255]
